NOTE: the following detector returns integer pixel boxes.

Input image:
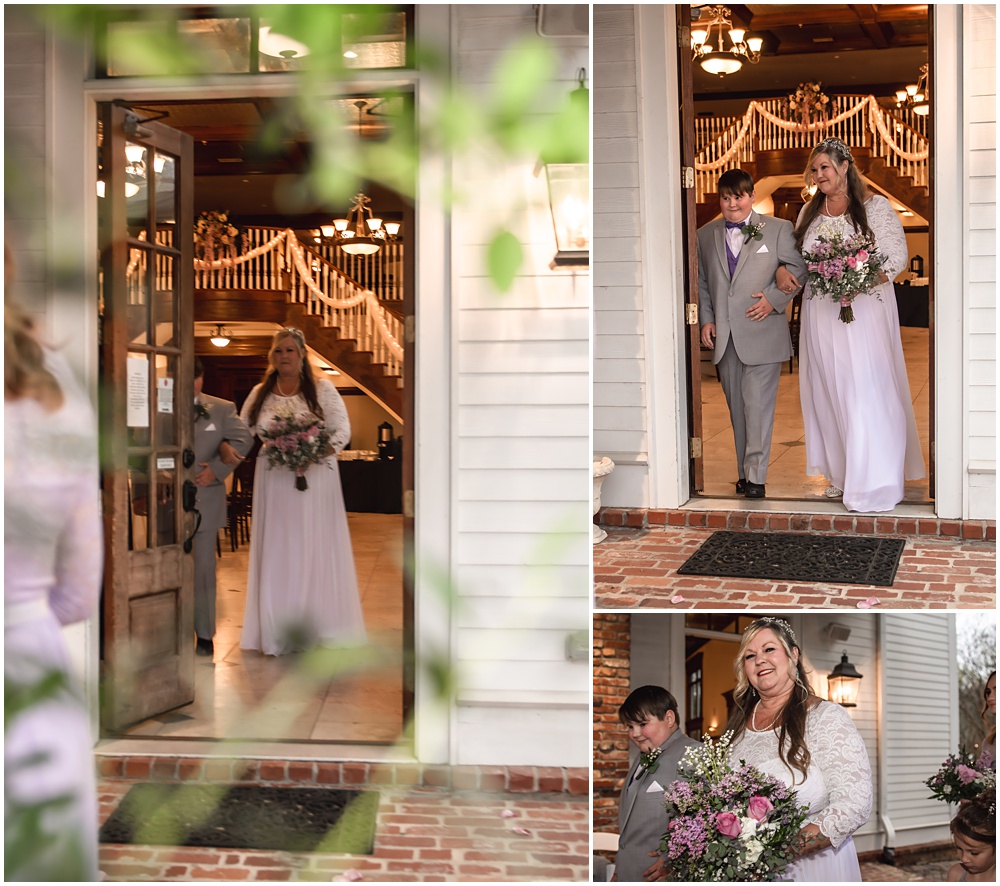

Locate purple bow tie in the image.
[725,220,744,229]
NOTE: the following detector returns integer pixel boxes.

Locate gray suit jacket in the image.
[615,729,698,882]
[697,211,807,366]
[193,393,253,534]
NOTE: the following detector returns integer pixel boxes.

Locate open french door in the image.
[677,5,704,493]
[99,102,196,730]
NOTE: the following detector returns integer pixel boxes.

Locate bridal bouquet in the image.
[802,226,887,323]
[925,747,996,804]
[659,732,809,882]
[259,410,331,491]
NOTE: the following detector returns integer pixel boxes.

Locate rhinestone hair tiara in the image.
[747,616,796,644]
[815,137,853,163]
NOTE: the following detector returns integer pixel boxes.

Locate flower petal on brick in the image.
[856,596,881,609]
[500,809,516,818]
[338,870,363,882]
[670,595,685,604]
[512,826,532,836]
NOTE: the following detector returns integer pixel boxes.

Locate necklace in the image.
[275,377,300,397]
[752,702,780,732]
[824,195,848,219]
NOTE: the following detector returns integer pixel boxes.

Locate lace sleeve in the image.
[316,379,351,453]
[867,195,908,279]
[808,702,874,848]
[240,385,264,436]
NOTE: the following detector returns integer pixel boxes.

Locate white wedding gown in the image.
[731,701,873,882]
[240,378,366,655]
[5,349,102,880]
[799,195,925,511]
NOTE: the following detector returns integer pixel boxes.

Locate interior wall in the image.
[340,390,402,450]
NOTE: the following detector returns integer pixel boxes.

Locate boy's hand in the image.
[700,322,717,348]
[747,293,774,321]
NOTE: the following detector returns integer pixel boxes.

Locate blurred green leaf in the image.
[487,230,523,292]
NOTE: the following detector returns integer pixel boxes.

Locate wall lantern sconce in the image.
[209,324,232,348]
[543,163,590,269]
[541,69,590,270]
[828,652,863,708]
[691,5,762,77]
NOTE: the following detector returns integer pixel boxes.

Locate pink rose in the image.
[956,764,979,785]
[747,795,774,822]
[846,256,857,269]
[857,249,869,262]
[716,812,742,838]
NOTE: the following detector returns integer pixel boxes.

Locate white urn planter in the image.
[592,456,616,544]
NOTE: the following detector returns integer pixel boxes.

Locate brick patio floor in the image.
[97,776,589,881]
[594,525,996,609]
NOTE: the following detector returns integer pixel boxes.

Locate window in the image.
[95,6,413,78]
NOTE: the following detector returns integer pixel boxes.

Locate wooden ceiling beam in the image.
[850,5,892,49]
[747,4,928,29]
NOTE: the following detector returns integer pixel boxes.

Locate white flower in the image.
[739,816,759,839]
[744,837,765,865]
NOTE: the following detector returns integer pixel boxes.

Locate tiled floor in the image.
[117,513,405,744]
[700,327,931,503]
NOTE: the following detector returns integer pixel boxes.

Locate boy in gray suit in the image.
[698,169,806,499]
[614,686,698,882]
[192,358,253,656]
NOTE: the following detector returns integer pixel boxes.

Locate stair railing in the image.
[694,94,928,201]
[191,226,403,381]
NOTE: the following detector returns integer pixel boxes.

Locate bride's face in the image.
[810,152,849,196]
[271,336,303,378]
[986,674,996,715]
[743,628,798,698]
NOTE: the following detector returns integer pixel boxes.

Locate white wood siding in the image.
[593,5,649,500]
[881,615,957,846]
[450,4,590,765]
[964,5,997,518]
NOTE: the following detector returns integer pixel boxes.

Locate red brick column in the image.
[593,613,631,833]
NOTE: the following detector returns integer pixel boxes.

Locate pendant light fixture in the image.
[691,5,762,77]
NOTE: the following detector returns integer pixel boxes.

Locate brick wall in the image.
[593,613,631,832]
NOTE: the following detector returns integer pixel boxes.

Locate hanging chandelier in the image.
[319,192,400,256]
[691,5,762,77]
[895,64,929,116]
[317,100,401,255]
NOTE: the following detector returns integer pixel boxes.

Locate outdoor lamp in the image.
[543,163,590,269]
[828,652,863,707]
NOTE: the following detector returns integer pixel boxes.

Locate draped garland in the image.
[193,227,403,360]
[696,95,928,172]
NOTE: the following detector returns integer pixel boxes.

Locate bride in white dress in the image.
[729,618,873,882]
[791,137,924,512]
[239,327,366,656]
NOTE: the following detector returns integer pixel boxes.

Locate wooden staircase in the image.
[193,227,404,421]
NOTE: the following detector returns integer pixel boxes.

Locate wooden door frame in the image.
[85,77,423,748]
[99,102,196,728]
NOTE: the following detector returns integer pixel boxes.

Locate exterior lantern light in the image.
[543,163,590,269]
[828,652,863,708]
[541,69,590,270]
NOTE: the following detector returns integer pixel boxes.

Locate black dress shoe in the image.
[744,482,766,499]
[735,479,747,495]
[196,638,214,657]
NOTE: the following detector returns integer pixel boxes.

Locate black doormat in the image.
[99,784,378,853]
[676,531,906,587]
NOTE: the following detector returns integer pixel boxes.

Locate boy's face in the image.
[719,189,754,224]
[624,710,676,752]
